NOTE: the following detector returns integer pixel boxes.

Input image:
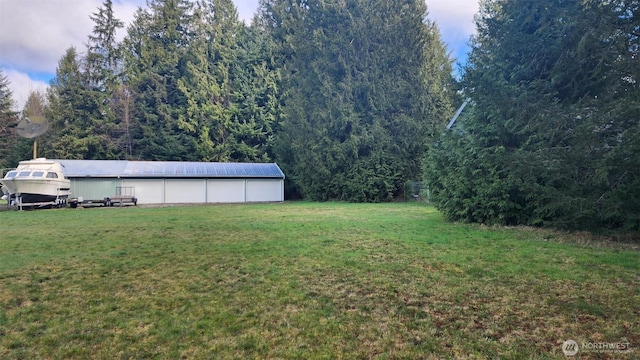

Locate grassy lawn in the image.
[0,202,638,359]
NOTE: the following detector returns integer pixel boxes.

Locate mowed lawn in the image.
[0,202,638,359]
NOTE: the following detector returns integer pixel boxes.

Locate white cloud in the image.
[234,0,259,23]
[0,0,145,110]
[4,69,49,111]
[427,0,478,36]
[426,0,479,62]
[0,0,100,74]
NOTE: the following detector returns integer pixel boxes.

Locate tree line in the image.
[1,0,638,233]
[1,0,456,203]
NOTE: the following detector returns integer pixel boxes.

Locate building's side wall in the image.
[70,177,284,204]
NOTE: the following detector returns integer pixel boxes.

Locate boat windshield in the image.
[4,171,17,178]
[32,171,45,177]
[17,171,32,178]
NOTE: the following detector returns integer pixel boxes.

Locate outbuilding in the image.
[55,159,285,205]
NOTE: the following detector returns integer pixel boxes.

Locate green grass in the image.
[0,202,638,359]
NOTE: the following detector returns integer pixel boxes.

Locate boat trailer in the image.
[69,186,137,208]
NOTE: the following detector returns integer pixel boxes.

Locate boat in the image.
[0,158,71,207]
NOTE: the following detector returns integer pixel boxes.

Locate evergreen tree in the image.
[84,0,126,159]
[266,0,454,201]
[123,0,195,160]
[428,0,589,226]
[176,0,281,162]
[86,0,124,90]
[229,19,282,162]
[47,47,97,159]
[177,0,242,161]
[570,0,640,231]
[35,1,125,161]
[0,70,20,169]
[426,0,640,232]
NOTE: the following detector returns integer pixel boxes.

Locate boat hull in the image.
[0,179,17,195]
[1,179,70,202]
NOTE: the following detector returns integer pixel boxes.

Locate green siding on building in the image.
[70,179,122,201]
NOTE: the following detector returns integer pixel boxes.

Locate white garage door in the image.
[122,179,164,204]
[246,179,283,202]
[207,179,245,203]
[166,179,206,203]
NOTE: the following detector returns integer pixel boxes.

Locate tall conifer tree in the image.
[229,19,282,162]
[266,0,454,201]
[123,0,194,160]
[0,71,20,168]
[177,0,242,161]
[84,0,126,159]
[47,47,96,159]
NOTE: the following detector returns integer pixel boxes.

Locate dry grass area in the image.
[0,202,638,359]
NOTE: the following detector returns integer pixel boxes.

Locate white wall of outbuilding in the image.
[70,178,284,204]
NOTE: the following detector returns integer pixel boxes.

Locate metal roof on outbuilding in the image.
[54,160,285,179]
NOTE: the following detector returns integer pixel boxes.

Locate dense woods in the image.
[1,0,638,233]
[265,0,455,201]
[425,0,639,232]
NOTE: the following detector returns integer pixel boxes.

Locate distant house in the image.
[55,159,285,205]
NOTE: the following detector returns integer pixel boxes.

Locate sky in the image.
[0,0,479,111]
